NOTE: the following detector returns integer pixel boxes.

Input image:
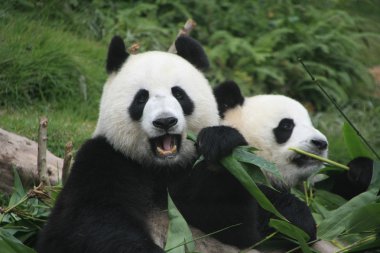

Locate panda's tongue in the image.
[163,135,173,150]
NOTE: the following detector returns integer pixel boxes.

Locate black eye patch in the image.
[273,118,295,144]
[129,89,149,120]
[171,86,194,116]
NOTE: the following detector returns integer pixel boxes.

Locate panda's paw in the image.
[275,192,316,241]
[196,126,248,162]
[347,157,374,189]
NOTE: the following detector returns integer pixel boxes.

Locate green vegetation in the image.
[0,0,379,252]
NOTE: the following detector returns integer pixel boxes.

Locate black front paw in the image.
[347,157,373,190]
[275,192,316,241]
[196,126,247,162]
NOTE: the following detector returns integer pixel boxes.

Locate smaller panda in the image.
[213,80,375,198]
[213,80,328,189]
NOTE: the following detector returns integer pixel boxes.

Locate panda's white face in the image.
[94,51,219,168]
[222,95,328,188]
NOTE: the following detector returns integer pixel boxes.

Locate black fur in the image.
[187,126,317,245]
[273,118,295,144]
[196,126,248,162]
[36,134,257,252]
[171,86,194,115]
[259,187,316,241]
[36,137,169,253]
[213,81,245,118]
[106,36,129,74]
[37,127,316,252]
[329,156,374,199]
[175,35,209,71]
[129,89,149,121]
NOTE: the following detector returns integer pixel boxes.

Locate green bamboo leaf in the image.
[221,156,285,220]
[342,122,372,160]
[345,203,380,233]
[233,146,281,179]
[336,234,380,253]
[312,189,347,213]
[269,219,312,253]
[317,191,378,240]
[164,193,195,253]
[8,168,26,207]
[186,132,197,142]
[243,163,270,186]
[368,161,380,193]
[0,228,36,253]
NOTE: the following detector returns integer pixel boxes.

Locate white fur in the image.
[222,95,328,188]
[93,51,219,167]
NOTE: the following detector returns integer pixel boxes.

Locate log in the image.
[0,128,63,194]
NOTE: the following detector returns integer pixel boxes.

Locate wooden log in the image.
[0,128,62,194]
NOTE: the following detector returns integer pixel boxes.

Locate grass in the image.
[0,14,107,107]
[0,107,96,157]
[0,13,106,156]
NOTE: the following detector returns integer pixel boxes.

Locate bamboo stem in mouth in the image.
[289,147,349,171]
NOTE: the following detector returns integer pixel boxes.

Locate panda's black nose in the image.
[311,139,328,150]
[153,117,178,130]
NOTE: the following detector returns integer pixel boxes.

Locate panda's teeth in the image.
[157,145,177,156]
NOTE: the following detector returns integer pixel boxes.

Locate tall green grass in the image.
[0,15,106,109]
[0,15,107,156]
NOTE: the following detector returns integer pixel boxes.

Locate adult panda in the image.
[36,35,225,253]
[36,35,281,253]
[212,80,374,198]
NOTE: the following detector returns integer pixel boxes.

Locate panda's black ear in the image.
[213,81,245,117]
[106,36,130,74]
[175,35,209,71]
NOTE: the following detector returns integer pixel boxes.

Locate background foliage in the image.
[0,0,380,252]
[1,0,379,157]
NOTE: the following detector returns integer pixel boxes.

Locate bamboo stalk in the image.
[168,19,197,53]
[62,141,73,185]
[289,147,349,170]
[38,116,50,186]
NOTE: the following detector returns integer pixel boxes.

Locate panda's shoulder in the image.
[69,136,138,179]
[72,136,125,164]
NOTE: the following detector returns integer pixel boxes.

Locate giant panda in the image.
[212,80,374,197]
[35,35,278,253]
[35,35,223,253]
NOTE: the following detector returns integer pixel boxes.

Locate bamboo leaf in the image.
[317,191,378,240]
[221,156,285,220]
[336,234,380,253]
[342,122,372,160]
[186,132,197,142]
[164,193,195,253]
[233,146,281,179]
[368,161,380,193]
[8,168,26,207]
[0,228,37,253]
[269,219,312,253]
[345,203,380,233]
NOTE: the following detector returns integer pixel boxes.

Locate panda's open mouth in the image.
[150,134,181,158]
